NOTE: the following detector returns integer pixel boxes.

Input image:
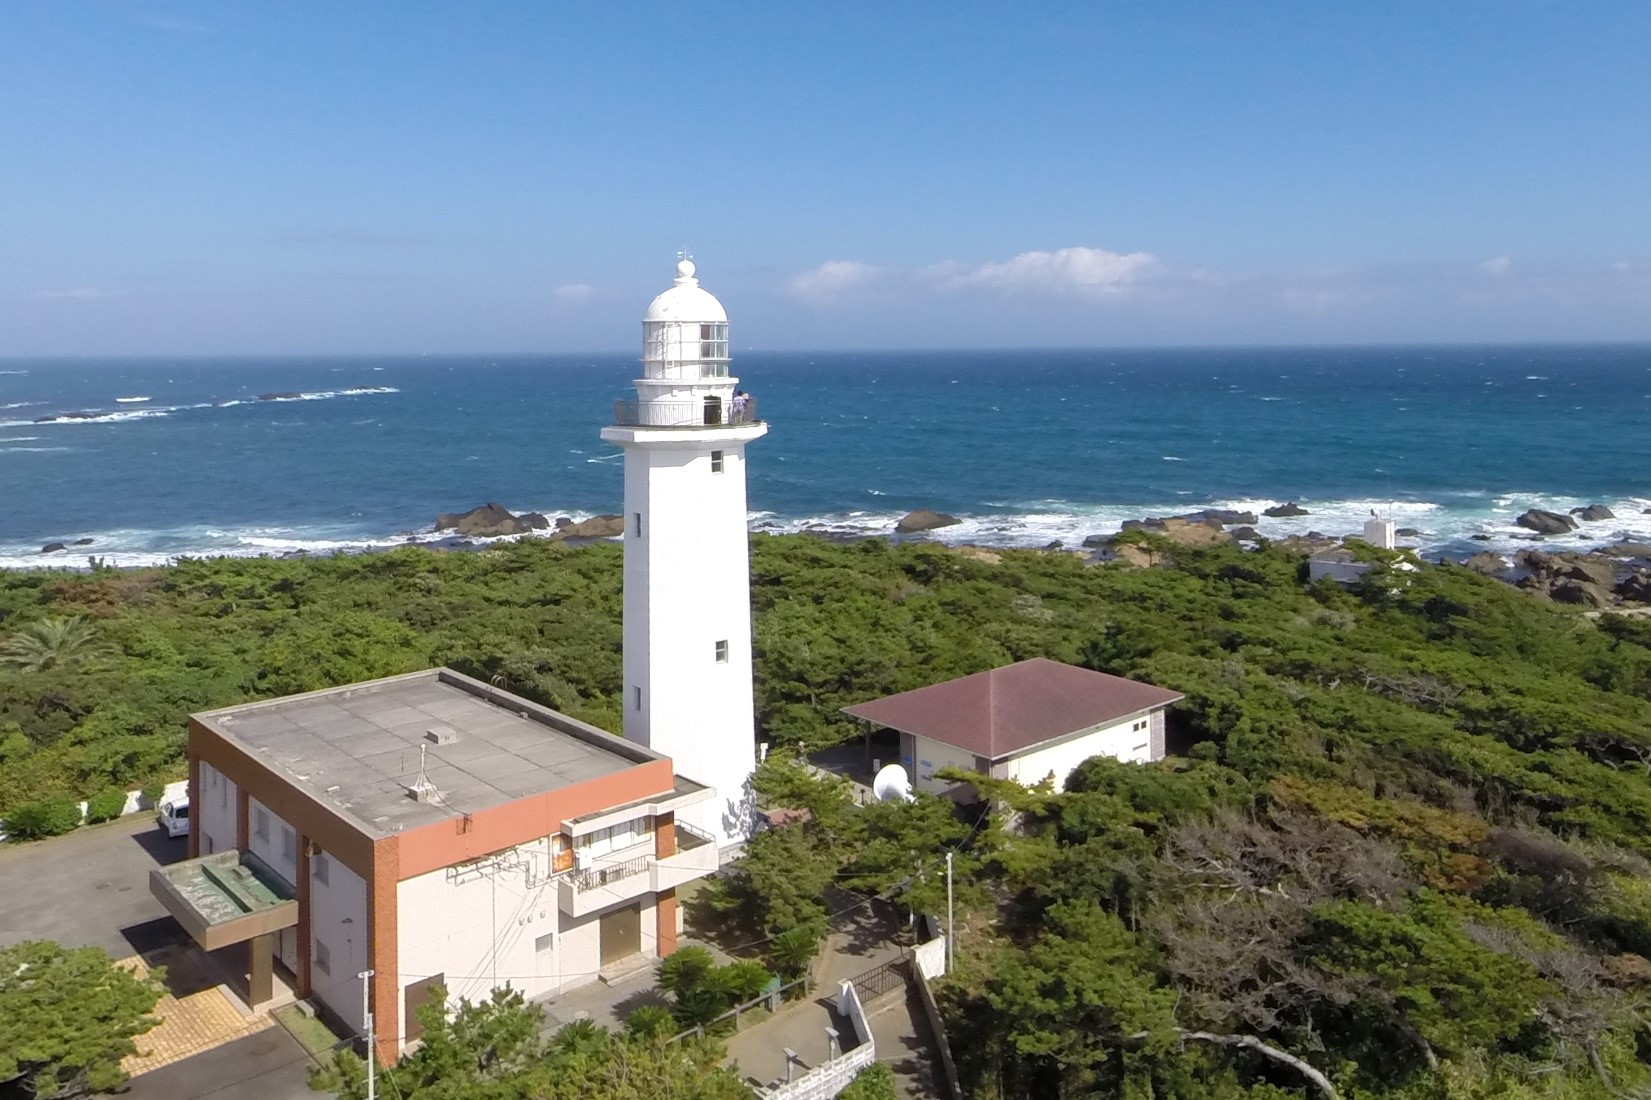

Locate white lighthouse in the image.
[600,259,766,847]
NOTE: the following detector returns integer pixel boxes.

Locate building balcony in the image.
[612,396,759,429]
[556,822,719,917]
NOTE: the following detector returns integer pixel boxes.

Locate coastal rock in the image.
[434,502,535,538]
[72,538,94,546]
[952,545,1002,565]
[41,542,67,553]
[553,516,574,530]
[1396,527,1421,538]
[1571,504,1615,522]
[1471,534,1493,541]
[1516,549,1618,607]
[1081,534,1110,549]
[1464,552,1509,577]
[257,392,303,401]
[1603,542,1651,559]
[1263,502,1309,518]
[554,514,625,539]
[1043,540,1063,551]
[1516,509,1578,535]
[1618,571,1651,604]
[1187,509,1259,526]
[895,509,961,534]
[1230,526,1261,541]
[1158,518,1228,547]
[519,512,551,530]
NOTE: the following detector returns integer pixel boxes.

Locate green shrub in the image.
[840,1063,898,1100]
[5,798,84,839]
[85,787,128,824]
[139,779,165,808]
[623,1003,676,1042]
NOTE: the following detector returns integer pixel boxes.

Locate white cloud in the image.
[552,283,595,303]
[931,247,1156,296]
[787,260,881,302]
[1479,256,1513,276]
[37,287,124,300]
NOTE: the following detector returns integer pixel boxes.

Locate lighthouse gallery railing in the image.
[612,397,759,428]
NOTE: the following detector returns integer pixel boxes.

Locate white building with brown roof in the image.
[843,658,1183,795]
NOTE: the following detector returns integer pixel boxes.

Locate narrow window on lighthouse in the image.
[633,686,642,711]
[715,640,729,663]
[633,512,643,538]
[711,450,724,473]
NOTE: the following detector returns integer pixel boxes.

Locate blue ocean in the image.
[2,345,1650,568]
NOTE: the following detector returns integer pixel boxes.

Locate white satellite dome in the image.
[643,259,728,324]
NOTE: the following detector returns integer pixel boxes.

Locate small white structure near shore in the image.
[1309,513,1417,585]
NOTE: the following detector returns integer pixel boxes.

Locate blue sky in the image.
[3,1,1648,354]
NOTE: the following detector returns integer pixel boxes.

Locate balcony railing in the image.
[572,853,651,892]
[676,821,715,851]
[613,397,759,429]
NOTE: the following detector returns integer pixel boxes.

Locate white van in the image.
[156,798,190,839]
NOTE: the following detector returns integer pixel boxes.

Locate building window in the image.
[714,639,729,663]
[254,808,269,842]
[280,827,296,864]
[314,940,331,975]
[535,932,554,954]
[205,836,215,855]
[710,450,724,473]
[312,852,330,886]
[576,817,650,857]
[633,686,642,711]
[633,512,642,538]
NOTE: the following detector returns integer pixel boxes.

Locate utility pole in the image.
[945,851,955,973]
[359,969,376,1100]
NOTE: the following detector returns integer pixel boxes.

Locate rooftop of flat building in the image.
[195,668,667,837]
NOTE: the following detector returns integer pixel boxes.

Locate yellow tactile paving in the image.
[118,946,275,1076]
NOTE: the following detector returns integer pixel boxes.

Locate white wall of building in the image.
[395,835,661,1026]
[997,713,1159,791]
[910,736,979,795]
[196,761,236,857]
[616,432,764,843]
[308,849,370,1034]
[245,797,301,972]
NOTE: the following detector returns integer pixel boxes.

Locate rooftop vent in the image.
[426,725,459,745]
[409,780,441,804]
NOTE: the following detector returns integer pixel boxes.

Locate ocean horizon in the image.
[3,343,1650,569]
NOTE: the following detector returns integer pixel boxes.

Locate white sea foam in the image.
[1,401,39,409]
[754,494,1651,557]
[0,436,40,442]
[115,396,151,403]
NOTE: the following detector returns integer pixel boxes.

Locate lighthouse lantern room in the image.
[601,260,767,847]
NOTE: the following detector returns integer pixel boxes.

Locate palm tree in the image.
[0,615,103,673]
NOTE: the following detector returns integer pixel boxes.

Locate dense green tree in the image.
[0,940,165,1099]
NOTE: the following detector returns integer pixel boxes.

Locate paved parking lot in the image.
[0,815,324,1099]
[0,812,188,957]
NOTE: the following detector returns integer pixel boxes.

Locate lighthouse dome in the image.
[643,259,728,324]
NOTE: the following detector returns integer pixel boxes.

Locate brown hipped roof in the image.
[842,658,1183,761]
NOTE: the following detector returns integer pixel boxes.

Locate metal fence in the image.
[843,956,909,1002]
[668,973,813,1045]
[612,397,759,428]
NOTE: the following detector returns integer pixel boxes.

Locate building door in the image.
[702,395,722,425]
[599,904,642,965]
[404,973,444,1042]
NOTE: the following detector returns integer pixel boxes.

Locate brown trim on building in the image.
[295,837,312,998]
[187,753,201,859]
[369,836,400,1067]
[189,718,377,881]
[657,889,678,957]
[655,812,676,858]
[394,758,678,881]
[236,787,250,849]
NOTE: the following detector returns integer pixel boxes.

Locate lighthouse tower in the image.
[600,260,767,846]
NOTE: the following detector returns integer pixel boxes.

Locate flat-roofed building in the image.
[154,667,718,1063]
[844,658,1183,795]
